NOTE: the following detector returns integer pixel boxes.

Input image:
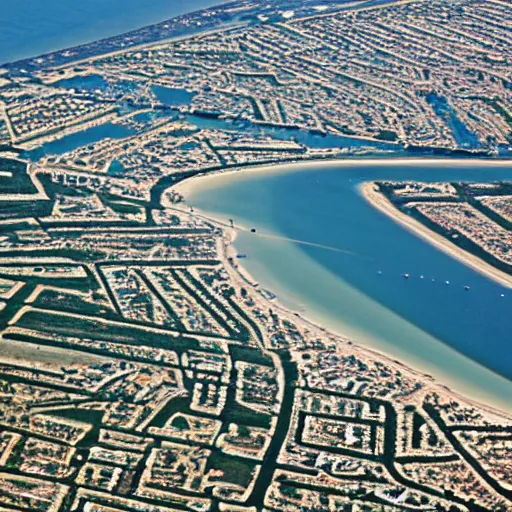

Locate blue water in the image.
[0,0,224,65]
[181,114,399,151]
[53,74,108,92]
[108,159,127,176]
[272,167,510,376]
[152,85,197,107]
[186,161,512,409]
[22,122,135,161]
[21,100,399,164]
[426,94,481,149]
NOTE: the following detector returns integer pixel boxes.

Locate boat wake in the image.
[241,227,359,256]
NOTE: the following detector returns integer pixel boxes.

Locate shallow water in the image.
[185,160,512,411]
[152,85,197,107]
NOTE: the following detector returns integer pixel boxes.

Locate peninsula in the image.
[361,180,512,288]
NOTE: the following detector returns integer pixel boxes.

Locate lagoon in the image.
[22,122,136,161]
[183,160,512,412]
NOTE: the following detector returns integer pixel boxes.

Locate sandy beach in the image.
[360,181,512,289]
[173,156,512,198]
[174,156,512,291]
[186,205,512,418]
[167,157,512,416]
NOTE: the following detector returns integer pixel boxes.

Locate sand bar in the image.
[360,181,512,289]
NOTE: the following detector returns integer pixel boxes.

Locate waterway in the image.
[22,105,399,162]
[23,122,136,161]
[184,160,512,412]
[0,0,225,65]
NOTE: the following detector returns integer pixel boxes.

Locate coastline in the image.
[49,23,246,72]
[174,205,512,419]
[167,159,512,416]
[173,156,512,198]
[360,181,512,289]
[0,0,232,68]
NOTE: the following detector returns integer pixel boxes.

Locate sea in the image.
[185,161,512,412]
[0,0,223,66]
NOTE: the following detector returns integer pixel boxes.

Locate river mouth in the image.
[180,159,512,413]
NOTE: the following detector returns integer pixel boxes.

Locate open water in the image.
[0,0,224,65]
[185,161,512,411]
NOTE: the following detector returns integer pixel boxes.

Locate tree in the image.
[238,425,251,438]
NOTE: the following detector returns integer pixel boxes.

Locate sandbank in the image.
[360,181,512,289]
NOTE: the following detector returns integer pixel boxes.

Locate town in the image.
[0,0,511,510]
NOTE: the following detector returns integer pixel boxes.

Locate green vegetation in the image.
[16,309,200,353]
[207,451,256,487]
[0,158,39,194]
[222,401,272,429]
[32,289,113,317]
